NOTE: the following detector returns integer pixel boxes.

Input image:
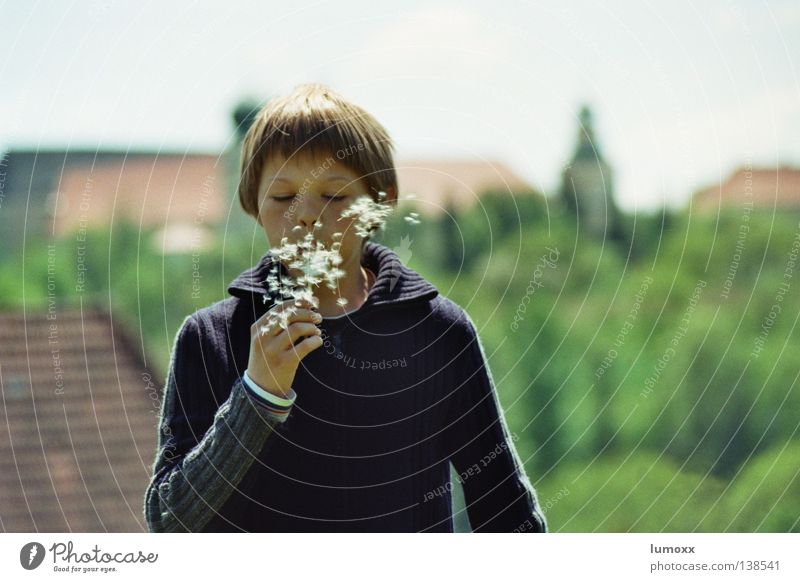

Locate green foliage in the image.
[712,440,800,532]
[537,439,800,532]
[2,191,799,531]
[540,451,727,532]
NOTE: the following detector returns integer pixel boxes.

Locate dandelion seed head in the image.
[260,194,394,308]
[340,195,394,238]
[262,228,351,307]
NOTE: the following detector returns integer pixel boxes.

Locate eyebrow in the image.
[264,175,353,184]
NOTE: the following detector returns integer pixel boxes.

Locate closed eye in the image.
[271,194,296,201]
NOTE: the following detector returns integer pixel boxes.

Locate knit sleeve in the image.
[441,312,548,533]
[143,315,286,532]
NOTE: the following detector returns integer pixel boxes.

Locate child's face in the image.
[256,150,369,266]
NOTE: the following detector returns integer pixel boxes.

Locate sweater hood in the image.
[227,241,439,309]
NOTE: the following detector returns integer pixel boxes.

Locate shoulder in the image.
[169,297,252,385]
[428,295,479,343]
[188,297,240,331]
[176,297,247,351]
[426,296,489,386]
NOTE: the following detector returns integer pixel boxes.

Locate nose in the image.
[297,195,321,230]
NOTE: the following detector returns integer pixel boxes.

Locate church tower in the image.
[559,106,624,243]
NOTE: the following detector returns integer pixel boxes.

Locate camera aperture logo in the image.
[20,542,46,570]
[19,540,158,573]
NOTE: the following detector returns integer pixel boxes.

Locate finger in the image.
[291,293,319,307]
[284,308,323,325]
[255,305,288,333]
[290,296,319,312]
[285,334,324,362]
[256,303,302,329]
[267,298,302,317]
[254,316,283,338]
[262,298,318,321]
[273,295,317,309]
[275,322,322,351]
[258,308,321,338]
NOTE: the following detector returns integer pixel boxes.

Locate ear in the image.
[383,185,398,206]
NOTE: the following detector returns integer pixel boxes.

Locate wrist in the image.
[243,369,296,403]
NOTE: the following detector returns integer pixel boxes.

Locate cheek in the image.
[337,220,368,260]
[331,214,361,239]
[259,205,293,243]
[261,204,290,225]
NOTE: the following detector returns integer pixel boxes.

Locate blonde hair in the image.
[238,83,397,219]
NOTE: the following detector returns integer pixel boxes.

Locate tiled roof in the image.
[692,166,800,213]
[395,158,537,215]
[2,148,538,247]
[49,154,226,237]
[0,307,159,532]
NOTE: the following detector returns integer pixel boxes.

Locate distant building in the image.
[0,149,224,253]
[1,95,543,252]
[559,106,624,242]
[394,159,538,215]
[0,307,159,532]
[1,145,540,253]
[692,166,800,214]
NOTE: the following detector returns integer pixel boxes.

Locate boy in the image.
[143,84,548,533]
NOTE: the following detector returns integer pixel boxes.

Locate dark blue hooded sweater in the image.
[144,241,548,533]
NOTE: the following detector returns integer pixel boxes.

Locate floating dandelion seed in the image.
[403,210,421,225]
[262,191,396,325]
[339,193,394,238]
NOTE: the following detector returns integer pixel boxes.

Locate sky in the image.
[2,0,799,212]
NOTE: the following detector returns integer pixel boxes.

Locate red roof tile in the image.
[692,166,800,213]
[49,154,226,237]
[0,308,159,532]
[395,158,538,215]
